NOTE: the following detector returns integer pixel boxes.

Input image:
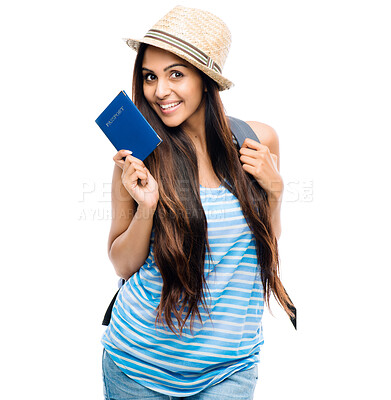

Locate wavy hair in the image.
[132,43,294,336]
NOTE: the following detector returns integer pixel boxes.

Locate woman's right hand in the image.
[113,150,159,211]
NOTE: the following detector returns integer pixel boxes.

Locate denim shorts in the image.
[102,349,258,400]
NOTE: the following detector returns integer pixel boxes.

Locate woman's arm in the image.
[245,121,283,240]
[107,162,157,280]
[268,196,282,241]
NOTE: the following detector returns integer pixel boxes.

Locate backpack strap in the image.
[228,115,297,330]
[102,278,125,326]
[228,116,260,148]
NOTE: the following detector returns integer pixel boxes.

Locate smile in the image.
[158,101,182,113]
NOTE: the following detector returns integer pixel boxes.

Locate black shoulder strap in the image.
[228,116,297,330]
[102,288,120,326]
[228,116,260,147]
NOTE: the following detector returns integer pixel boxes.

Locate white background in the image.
[1,0,390,398]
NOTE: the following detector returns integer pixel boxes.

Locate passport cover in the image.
[95,90,162,161]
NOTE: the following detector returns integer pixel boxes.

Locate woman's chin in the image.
[159,116,182,128]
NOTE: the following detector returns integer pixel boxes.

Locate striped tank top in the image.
[101,181,265,397]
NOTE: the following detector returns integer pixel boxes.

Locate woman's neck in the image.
[180,103,207,154]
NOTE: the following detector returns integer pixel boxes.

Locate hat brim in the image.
[123,37,234,91]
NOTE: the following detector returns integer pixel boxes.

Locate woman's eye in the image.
[144,73,156,82]
[171,71,183,79]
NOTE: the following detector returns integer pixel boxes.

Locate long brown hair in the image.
[132,43,294,336]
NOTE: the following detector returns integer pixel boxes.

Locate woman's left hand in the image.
[239,138,284,200]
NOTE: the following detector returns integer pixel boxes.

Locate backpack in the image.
[102,116,297,329]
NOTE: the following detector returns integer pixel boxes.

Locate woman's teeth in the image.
[159,101,181,110]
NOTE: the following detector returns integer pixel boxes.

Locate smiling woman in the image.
[141,46,206,129]
[101,5,294,400]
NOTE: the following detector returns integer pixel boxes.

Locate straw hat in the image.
[123,5,234,91]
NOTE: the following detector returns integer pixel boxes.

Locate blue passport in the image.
[95,90,162,161]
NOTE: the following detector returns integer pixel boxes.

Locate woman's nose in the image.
[155,79,171,99]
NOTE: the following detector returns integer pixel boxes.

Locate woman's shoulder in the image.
[245,120,279,153]
[245,121,278,146]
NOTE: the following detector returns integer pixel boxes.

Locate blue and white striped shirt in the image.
[102,182,264,397]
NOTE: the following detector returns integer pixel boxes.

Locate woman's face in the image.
[141,46,205,128]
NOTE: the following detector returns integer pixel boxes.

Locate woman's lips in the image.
[158,101,182,114]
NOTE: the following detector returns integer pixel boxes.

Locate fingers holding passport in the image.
[113,149,133,170]
[124,156,147,185]
[114,150,159,209]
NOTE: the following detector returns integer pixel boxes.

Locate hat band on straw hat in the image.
[144,28,222,74]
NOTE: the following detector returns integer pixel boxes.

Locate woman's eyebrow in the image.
[164,63,189,71]
[142,63,189,73]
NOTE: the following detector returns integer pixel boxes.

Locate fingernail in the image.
[124,150,132,155]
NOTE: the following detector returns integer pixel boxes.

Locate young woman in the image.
[101,5,293,400]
